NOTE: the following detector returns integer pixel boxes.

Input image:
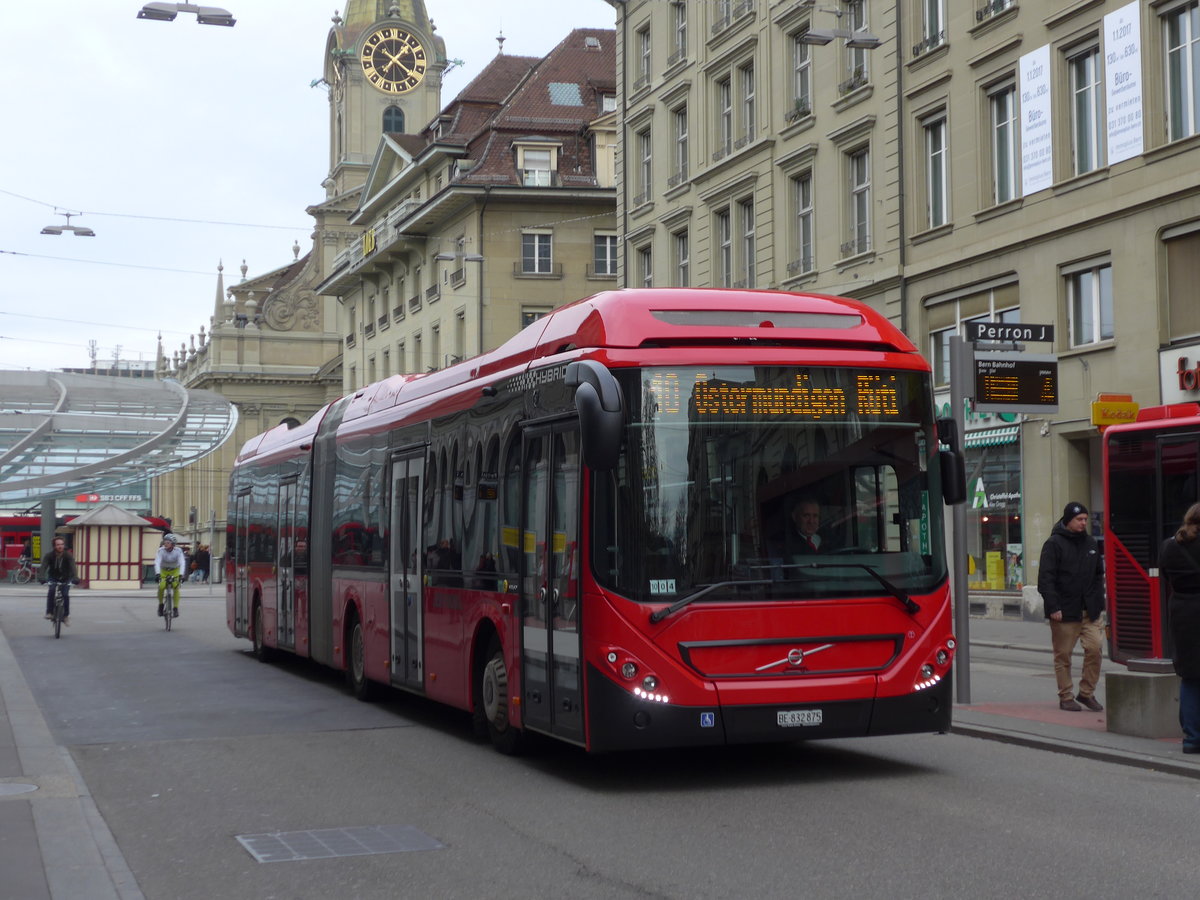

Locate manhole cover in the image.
[236,825,444,863]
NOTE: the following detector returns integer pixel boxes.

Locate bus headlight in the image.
[621,662,638,680]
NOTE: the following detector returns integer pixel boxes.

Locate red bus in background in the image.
[1103,402,1200,663]
[227,288,965,753]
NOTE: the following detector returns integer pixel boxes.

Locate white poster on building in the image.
[1104,1,1144,165]
[1020,44,1053,196]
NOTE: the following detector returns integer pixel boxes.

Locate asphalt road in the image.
[3,588,1199,899]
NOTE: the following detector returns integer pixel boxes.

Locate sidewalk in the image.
[953,616,1200,780]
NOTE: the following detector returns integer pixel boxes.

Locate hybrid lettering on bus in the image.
[227,288,965,753]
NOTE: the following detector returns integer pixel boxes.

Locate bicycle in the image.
[46,580,68,638]
[9,558,34,584]
[159,571,181,631]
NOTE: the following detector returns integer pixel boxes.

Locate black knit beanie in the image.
[1062,502,1088,524]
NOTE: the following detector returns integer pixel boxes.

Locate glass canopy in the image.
[0,370,238,504]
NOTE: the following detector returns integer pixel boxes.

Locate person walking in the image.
[1157,501,1200,754]
[1038,501,1105,711]
[38,537,78,625]
[190,544,211,583]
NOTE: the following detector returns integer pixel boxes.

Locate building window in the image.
[846,0,870,83]
[789,172,814,276]
[739,63,755,145]
[847,148,871,256]
[672,105,689,184]
[671,1,687,63]
[717,77,733,158]
[521,308,550,330]
[927,287,1020,387]
[715,208,732,287]
[924,115,948,228]
[383,106,404,133]
[368,355,377,384]
[673,229,690,287]
[521,147,554,186]
[919,0,945,54]
[791,33,812,119]
[1067,263,1114,347]
[1166,230,1200,341]
[1165,2,1200,141]
[382,349,390,378]
[989,85,1018,204]
[636,24,651,90]
[593,233,618,276]
[1068,47,1104,175]
[738,198,755,288]
[521,231,553,274]
[637,245,653,288]
[396,341,406,374]
[635,127,652,206]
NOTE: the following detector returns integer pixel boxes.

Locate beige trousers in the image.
[1049,613,1104,700]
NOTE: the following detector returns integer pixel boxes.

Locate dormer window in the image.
[515,142,561,186]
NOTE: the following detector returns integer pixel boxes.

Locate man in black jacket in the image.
[1038,502,1105,711]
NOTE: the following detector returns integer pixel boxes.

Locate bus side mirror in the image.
[940,449,966,505]
[565,360,624,472]
[935,417,966,505]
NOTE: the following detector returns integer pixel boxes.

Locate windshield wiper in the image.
[789,562,921,616]
[649,579,773,624]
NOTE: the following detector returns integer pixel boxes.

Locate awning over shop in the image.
[964,425,1020,448]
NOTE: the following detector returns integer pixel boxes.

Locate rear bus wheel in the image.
[252,603,273,662]
[347,616,376,701]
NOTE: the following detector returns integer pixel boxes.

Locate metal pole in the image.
[950,335,971,704]
[208,509,216,596]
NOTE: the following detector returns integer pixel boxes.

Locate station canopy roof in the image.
[0,370,238,504]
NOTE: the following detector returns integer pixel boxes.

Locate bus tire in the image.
[479,636,524,755]
[347,614,377,702]
[252,602,274,663]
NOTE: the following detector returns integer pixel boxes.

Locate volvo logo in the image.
[756,643,835,672]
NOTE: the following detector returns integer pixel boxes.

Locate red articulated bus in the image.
[1103,402,1200,663]
[227,288,964,753]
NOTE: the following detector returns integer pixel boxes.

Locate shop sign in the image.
[1090,393,1138,427]
[1161,346,1200,404]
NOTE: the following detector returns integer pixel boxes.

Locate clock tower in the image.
[324,1,447,198]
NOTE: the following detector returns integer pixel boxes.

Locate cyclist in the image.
[39,537,77,625]
[155,533,186,618]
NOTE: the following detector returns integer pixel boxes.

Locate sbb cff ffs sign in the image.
[973,353,1059,414]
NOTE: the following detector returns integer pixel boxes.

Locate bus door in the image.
[520,424,583,743]
[233,490,251,637]
[276,479,297,650]
[389,452,425,690]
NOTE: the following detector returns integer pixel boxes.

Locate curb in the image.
[951,721,1200,780]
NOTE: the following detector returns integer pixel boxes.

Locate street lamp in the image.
[136,3,236,26]
[797,7,880,49]
[41,211,95,237]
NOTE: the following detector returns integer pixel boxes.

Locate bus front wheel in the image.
[479,637,524,755]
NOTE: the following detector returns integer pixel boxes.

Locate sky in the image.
[0,0,616,373]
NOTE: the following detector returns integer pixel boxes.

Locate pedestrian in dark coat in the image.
[1038,501,1105,711]
[1158,501,1200,754]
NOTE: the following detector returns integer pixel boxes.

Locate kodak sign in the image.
[1091,392,1139,428]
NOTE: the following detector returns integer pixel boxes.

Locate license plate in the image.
[777,709,823,727]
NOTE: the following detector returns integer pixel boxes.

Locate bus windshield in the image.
[593,366,947,604]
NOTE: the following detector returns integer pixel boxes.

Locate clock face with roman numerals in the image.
[360,26,427,94]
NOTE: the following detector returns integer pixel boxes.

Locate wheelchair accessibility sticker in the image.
[700,712,715,728]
